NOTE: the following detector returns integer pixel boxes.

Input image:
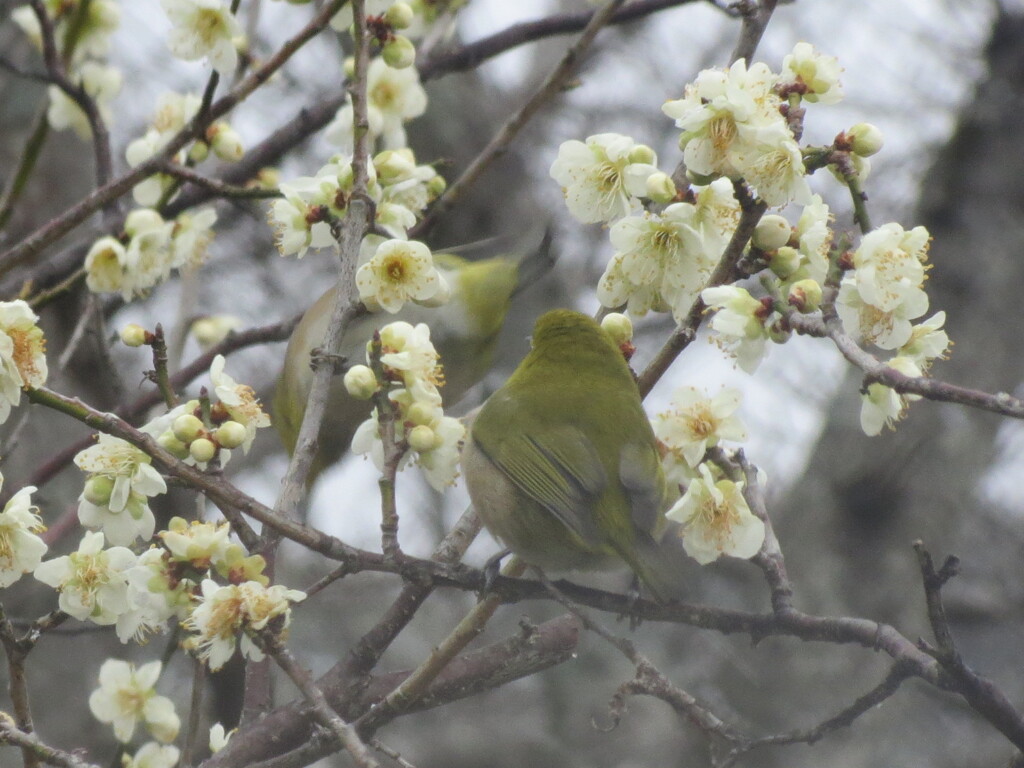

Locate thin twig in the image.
[787,309,1024,420]
[412,0,630,237]
[0,0,347,278]
[258,633,380,768]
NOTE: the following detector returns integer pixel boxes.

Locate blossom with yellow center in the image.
[653,386,747,477]
[666,463,765,565]
[34,531,136,624]
[0,300,48,425]
[88,659,180,743]
[0,476,47,588]
[356,239,447,314]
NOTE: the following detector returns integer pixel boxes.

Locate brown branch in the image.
[0,716,99,768]
[28,0,113,195]
[914,542,1024,749]
[787,310,1024,420]
[200,614,580,768]
[728,0,778,66]
[0,0,347,278]
[637,194,768,397]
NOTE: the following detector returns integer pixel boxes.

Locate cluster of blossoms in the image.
[126,91,244,207]
[13,0,123,138]
[346,321,465,490]
[73,354,270,547]
[33,514,301,660]
[84,655,233,766]
[270,148,449,314]
[0,300,48,425]
[84,206,217,300]
[652,386,765,564]
[834,223,949,434]
[269,148,442,258]
[553,43,949,439]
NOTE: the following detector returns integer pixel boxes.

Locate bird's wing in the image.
[618,441,667,537]
[478,410,609,547]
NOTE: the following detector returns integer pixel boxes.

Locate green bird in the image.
[273,252,531,483]
[462,309,674,599]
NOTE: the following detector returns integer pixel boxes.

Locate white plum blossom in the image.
[413,414,465,490]
[0,300,48,425]
[549,133,659,223]
[734,136,812,207]
[34,531,136,624]
[0,478,47,588]
[357,239,447,313]
[88,659,180,743]
[46,62,122,139]
[117,548,193,643]
[667,463,765,565]
[596,203,709,320]
[326,58,427,150]
[75,434,167,546]
[170,207,217,268]
[850,223,930,312]
[209,723,233,753]
[653,387,747,476]
[14,0,120,63]
[267,177,340,258]
[210,355,272,454]
[184,579,305,671]
[663,59,786,181]
[122,743,181,768]
[860,356,923,436]
[836,275,929,350]
[377,321,444,404]
[779,42,844,104]
[701,285,774,372]
[794,194,833,285]
[161,0,242,75]
[898,312,951,369]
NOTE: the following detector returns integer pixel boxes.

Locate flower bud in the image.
[120,323,148,347]
[787,278,822,313]
[382,35,416,69]
[600,313,633,345]
[426,174,446,199]
[847,122,883,157]
[769,246,801,280]
[83,475,115,506]
[187,140,210,164]
[343,57,356,79]
[407,424,437,452]
[406,400,437,426]
[191,315,241,348]
[385,2,414,29]
[254,167,279,190]
[373,149,416,181]
[214,420,248,449]
[124,208,165,237]
[158,430,191,460]
[190,437,218,464]
[173,413,206,443]
[344,365,378,399]
[767,317,792,345]
[627,144,655,165]
[208,122,244,162]
[645,172,677,204]
[752,214,792,251]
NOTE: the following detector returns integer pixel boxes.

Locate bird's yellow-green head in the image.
[273,252,524,483]
[463,309,674,600]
